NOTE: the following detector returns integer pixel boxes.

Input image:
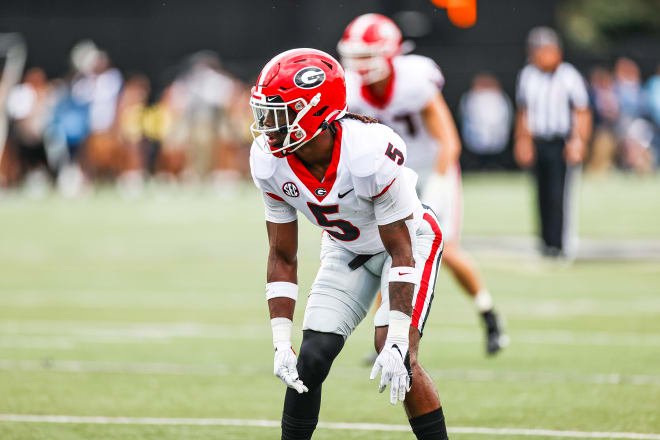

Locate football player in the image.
[338,13,508,355]
[250,48,449,439]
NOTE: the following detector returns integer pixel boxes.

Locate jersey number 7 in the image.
[307,202,360,241]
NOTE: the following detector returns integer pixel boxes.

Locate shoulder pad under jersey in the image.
[249,138,278,180]
[393,55,445,111]
[341,119,407,186]
[395,54,444,87]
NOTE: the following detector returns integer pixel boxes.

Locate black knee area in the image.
[281,413,318,440]
[295,330,344,390]
[282,331,345,432]
[409,407,448,440]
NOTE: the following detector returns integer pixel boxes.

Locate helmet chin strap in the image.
[282,93,322,150]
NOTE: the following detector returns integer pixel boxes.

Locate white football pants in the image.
[302,206,444,339]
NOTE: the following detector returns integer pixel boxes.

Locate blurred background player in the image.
[458,73,513,170]
[514,27,592,260]
[5,66,54,193]
[338,13,508,355]
[0,33,27,187]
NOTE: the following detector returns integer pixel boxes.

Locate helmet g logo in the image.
[294,67,326,89]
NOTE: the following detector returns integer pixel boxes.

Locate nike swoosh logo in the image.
[398,272,411,276]
[391,344,404,360]
[338,188,354,198]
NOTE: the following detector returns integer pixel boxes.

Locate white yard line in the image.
[3,320,660,346]
[0,414,659,439]
[1,359,659,386]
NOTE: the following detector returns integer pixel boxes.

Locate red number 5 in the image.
[385,143,404,165]
[307,203,360,241]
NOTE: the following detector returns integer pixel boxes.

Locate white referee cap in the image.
[527,26,561,50]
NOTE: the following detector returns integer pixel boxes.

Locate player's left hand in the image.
[370,340,413,404]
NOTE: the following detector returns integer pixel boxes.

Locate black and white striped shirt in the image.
[516,62,588,139]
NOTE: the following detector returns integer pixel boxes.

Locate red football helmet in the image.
[337,13,402,84]
[250,48,347,157]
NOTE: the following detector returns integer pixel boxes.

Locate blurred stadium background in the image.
[0,1,659,439]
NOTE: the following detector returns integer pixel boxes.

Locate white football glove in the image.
[274,342,308,394]
[370,311,413,405]
[271,317,308,394]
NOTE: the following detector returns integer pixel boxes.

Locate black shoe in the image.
[482,309,509,355]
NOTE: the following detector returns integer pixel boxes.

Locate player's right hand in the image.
[274,343,308,394]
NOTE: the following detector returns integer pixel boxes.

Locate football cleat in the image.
[482,309,509,355]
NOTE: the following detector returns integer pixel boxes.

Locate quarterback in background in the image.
[250,48,449,439]
[338,13,508,355]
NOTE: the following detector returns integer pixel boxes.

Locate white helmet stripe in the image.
[348,13,377,40]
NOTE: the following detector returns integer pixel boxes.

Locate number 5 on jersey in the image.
[307,203,360,241]
[385,143,404,165]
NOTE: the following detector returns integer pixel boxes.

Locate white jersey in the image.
[250,118,423,255]
[345,55,445,172]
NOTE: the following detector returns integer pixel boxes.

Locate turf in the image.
[0,172,659,439]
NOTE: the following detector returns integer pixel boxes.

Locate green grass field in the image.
[1,172,659,439]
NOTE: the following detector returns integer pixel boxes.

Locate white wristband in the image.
[271,317,292,349]
[266,282,298,301]
[388,310,411,342]
[389,266,418,285]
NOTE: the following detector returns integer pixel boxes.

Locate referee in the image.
[514,27,592,259]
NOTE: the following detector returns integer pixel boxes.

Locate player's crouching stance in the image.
[249,48,449,440]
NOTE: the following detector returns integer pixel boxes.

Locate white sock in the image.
[474,289,494,313]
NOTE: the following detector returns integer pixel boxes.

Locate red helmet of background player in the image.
[249,48,347,157]
[337,13,402,84]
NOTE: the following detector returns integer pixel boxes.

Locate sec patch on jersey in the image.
[282,182,300,197]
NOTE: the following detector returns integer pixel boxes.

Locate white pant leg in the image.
[374,206,444,334]
[302,232,384,339]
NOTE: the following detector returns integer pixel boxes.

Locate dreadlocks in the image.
[341,112,379,124]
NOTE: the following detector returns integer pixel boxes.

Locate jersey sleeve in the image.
[516,67,529,108]
[370,126,408,196]
[252,175,297,224]
[343,121,417,224]
[564,64,589,109]
[372,129,420,225]
[249,142,297,224]
[403,55,445,111]
[373,169,418,225]
[261,192,298,223]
